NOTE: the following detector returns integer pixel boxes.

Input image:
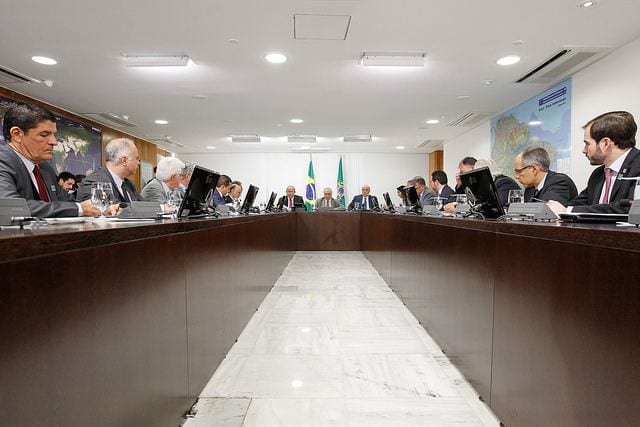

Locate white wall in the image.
[179,152,428,205]
[444,35,640,191]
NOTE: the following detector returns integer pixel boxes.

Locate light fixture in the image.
[528,120,542,126]
[360,52,426,67]
[265,53,287,64]
[230,134,261,143]
[343,135,372,143]
[483,79,494,85]
[154,119,169,125]
[426,119,440,125]
[288,135,317,143]
[395,146,405,150]
[496,55,521,66]
[578,0,597,7]
[290,118,304,124]
[124,54,191,67]
[206,146,216,150]
[31,56,57,65]
[456,95,471,100]
[291,380,303,389]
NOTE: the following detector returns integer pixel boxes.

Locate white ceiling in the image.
[2,0,640,154]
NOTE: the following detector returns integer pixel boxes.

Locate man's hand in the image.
[79,200,101,217]
[443,202,457,214]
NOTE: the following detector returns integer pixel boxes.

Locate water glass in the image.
[90,182,114,220]
[508,189,525,205]
[455,194,468,205]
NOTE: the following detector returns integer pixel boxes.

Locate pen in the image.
[531,197,546,203]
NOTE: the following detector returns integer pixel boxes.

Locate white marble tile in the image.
[272,291,336,312]
[201,354,345,399]
[342,354,457,398]
[252,325,340,355]
[338,327,429,354]
[337,306,411,329]
[264,310,338,326]
[182,398,250,427]
[346,397,489,426]
[243,398,348,427]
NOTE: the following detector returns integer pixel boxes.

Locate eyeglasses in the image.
[513,165,533,175]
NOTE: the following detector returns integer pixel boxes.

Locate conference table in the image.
[1,211,638,427]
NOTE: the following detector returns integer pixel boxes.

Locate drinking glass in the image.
[455,194,468,205]
[90,182,114,220]
[434,197,446,211]
[354,202,361,211]
[165,189,183,218]
[508,189,525,205]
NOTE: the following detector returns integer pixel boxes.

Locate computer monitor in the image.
[239,184,259,214]
[459,166,505,219]
[404,186,420,212]
[177,166,220,218]
[383,192,395,212]
[265,191,277,212]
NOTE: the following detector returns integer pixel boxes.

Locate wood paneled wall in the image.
[428,149,444,178]
[0,86,167,191]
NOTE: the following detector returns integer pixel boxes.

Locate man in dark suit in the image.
[211,174,232,207]
[430,170,455,205]
[0,103,100,217]
[77,138,143,203]
[514,147,578,205]
[348,185,379,210]
[549,111,640,215]
[316,187,340,209]
[277,185,305,210]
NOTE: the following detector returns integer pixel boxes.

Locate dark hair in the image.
[3,103,57,142]
[216,174,231,187]
[584,111,636,149]
[57,171,76,182]
[521,147,550,171]
[460,156,477,166]
[431,170,448,185]
[413,176,426,186]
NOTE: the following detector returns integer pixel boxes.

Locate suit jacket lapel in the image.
[610,148,639,200]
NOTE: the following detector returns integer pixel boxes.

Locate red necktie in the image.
[602,168,613,203]
[289,197,293,208]
[33,165,50,202]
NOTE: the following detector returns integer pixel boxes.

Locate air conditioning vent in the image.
[415,139,445,149]
[0,65,37,84]
[343,135,372,143]
[83,113,138,128]
[288,135,317,143]
[516,46,610,84]
[448,112,494,127]
[149,137,184,148]
[230,134,261,143]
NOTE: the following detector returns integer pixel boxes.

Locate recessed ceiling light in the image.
[578,0,597,7]
[512,40,525,46]
[228,38,239,44]
[123,54,191,67]
[528,120,542,126]
[154,119,169,125]
[483,79,494,85]
[456,95,471,100]
[206,146,216,150]
[395,146,405,150]
[276,123,283,127]
[496,55,521,66]
[290,118,304,124]
[426,119,440,124]
[31,56,57,65]
[265,53,287,64]
[192,94,207,100]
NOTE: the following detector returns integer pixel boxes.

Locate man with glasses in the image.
[348,185,379,211]
[316,187,340,209]
[140,157,185,203]
[548,111,640,215]
[513,147,577,204]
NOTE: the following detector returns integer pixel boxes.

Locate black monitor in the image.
[404,186,420,212]
[383,192,395,212]
[459,166,505,219]
[265,191,277,212]
[239,184,259,214]
[177,166,220,218]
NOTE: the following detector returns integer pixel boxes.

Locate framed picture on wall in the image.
[0,95,103,176]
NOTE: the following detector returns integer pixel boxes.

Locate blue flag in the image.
[304,159,316,211]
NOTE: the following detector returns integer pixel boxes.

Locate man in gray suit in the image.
[316,187,340,209]
[412,176,436,206]
[0,103,100,217]
[77,138,142,203]
[140,157,185,203]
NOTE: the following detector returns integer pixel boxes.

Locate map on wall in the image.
[0,95,102,176]
[490,79,572,177]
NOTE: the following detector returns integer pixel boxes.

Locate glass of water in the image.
[508,189,525,205]
[90,182,114,220]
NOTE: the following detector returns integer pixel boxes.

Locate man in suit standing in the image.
[348,185,379,210]
[211,174,232,207]
[278,185,305,211]
[549,111,640,215]
[430,170,455,204]
[514,147,577,205]
[0,103,101,217]
[77,138,142,203]
[412,176,436,206]
[316,187,340,209]
[140,157,185,203]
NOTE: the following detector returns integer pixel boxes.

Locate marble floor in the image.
[182,251,500,427]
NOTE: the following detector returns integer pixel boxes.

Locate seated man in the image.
[57,171,76,195]
[549,111,640,215]
[474,159,520,207]
[77,138,143,203]
[278,185,305,210]
[228,182,243,210]
[430,170,455,205]
[514,147,577,204]
[140,157,185,203]
[412,176,436,206]
[0,103,101,217]
[211,174,231,207]
[316,187,340,209]
[454,156,477,194]
[348,185,379,211]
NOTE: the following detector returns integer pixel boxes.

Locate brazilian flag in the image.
[336,157,345,207]
[304,160,316,211]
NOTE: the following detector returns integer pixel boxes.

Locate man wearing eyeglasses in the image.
[513,147,577,205]
[548,111,640,215]
[140,157,185,203]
